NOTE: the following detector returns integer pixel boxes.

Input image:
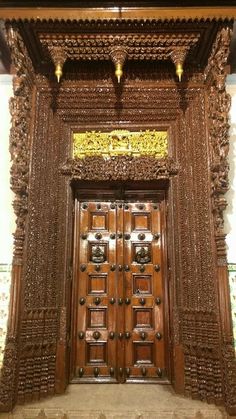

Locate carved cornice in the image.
[61,156,178,181]
[41,32,200,63]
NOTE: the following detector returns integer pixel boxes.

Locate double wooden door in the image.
[71,191,169,383]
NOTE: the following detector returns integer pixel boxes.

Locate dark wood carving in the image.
[61,157,178,182]
[0,17,235,415]
[0,27,35,411]
[206,27,236,414]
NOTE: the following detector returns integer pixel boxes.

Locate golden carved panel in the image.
[73,130,168,158]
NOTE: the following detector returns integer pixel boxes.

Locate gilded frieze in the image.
[73,130,168,159]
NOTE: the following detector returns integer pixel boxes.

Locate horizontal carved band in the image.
[61,156,178,181]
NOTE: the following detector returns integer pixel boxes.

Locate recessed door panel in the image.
[72,194,168,383]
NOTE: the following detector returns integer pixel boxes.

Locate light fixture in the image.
[171,48,188,82]
[49,47,67,83]
[110,46,127,83]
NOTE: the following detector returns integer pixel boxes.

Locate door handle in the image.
[139,297,146,305]
[125,331,131,339]
[124,265,130,271]
[118,298,123,305]
[125,298,131,305]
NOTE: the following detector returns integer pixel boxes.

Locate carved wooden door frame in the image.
[0,21,235,415]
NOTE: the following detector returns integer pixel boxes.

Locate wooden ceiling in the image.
[3,18,230,81]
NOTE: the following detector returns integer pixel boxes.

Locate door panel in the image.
[72,194,168,383]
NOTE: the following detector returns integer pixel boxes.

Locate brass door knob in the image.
[139,297,146,305]
[109,331,115,339]
[82,203,88,209]
[78,367,84,377]
[118,233,123,239]
[79,297,86,305]
[95,265,101,272]
[110,203,116,209]
[153,233,160,240]
[124,265,130,272]
[95,232,102,240]
[124,233,131,240]
[156,368,162,377]
[81,233,87,240]
[118,332,124,339]
[118,265,123,271]
[78,331,85,339]
[110,233,116,239]
[110,264,116,271]
[125,298,131,305]
[138,233,145,240]
[119,367,123,376]
[154,264,161,272]
[94,367,99,377]
[126,368,131,377]
[156,332,162,340]
[140,331,147,340]
[125,331,131,339]
[93,331,101,340]
[110,297,116,305]
[80,264,87,272]
[155,297,161,305]
[140,265,145,272]
[94,297,101,305]
[118,298,123,305]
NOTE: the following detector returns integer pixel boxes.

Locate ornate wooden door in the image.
[72,193,169,383]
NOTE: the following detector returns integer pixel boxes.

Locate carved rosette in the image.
[0,26,35,411]
[206,27,232,266]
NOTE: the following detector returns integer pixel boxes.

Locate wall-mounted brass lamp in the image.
[49,46,67,83]
[170,48,189,82]
[110,46,128,83]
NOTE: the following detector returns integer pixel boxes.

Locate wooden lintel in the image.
[0,7,236,21]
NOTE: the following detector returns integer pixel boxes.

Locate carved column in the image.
[206,27,236,415]
[0,26,35,411]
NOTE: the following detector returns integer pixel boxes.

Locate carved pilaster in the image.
[206,27,232,265]
[206,26,236,414]
[0,25,35,411]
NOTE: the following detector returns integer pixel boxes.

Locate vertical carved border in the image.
[206,27,236,414]
[0,25,35,411]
